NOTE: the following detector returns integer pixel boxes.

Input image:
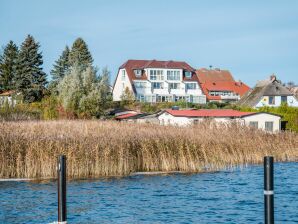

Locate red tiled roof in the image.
[196,68,235,83]
[200,81,250,100]
[0,90,15,96]
[165,109,255,118]
[119,59,196,82]
[115,113,140,120]
[195,68,250,101]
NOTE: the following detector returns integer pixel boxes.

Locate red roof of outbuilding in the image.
[165,109,255,118]
[115,113,140,120]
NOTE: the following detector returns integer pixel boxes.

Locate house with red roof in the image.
[112,59,206,104]
[158,109,281,132]
[196,68,250,103]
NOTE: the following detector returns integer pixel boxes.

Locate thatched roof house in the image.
[237,75,298,108]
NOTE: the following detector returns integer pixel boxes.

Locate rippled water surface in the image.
[0,162,297,223]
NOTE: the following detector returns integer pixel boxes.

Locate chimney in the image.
[270,74,276,81]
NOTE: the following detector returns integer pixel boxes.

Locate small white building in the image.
[238,75,298,108]
[112,59,206,104]
[0,90,17,107]
[158,109,282,132]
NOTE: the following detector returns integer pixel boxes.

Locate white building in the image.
[158,109,281,132]
[0,90,17,107]
[238,75,298,108]
[112,59,206,104]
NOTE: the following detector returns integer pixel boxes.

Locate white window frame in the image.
[134,69,142,77]
[152,82,163,89]
[150,70,164,81]
[185,71,192,79]
[186,83,196,90]
[167,70,180,80]
[169,83,180,90]
[121,70,126,81]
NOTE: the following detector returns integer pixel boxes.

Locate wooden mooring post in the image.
[58,155,67,223]
[264,156,274,224]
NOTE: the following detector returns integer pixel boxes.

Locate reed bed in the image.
[0,120,297,179]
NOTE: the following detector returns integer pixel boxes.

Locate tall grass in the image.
[0,120,297,179]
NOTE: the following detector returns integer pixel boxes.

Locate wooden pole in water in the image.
[58,155,67,223]
[264,156,274,224]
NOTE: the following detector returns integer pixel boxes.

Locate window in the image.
[134,82,146,88]
[167,70,180,80]
[137,94,145,102]
[265,122,273,132]
[186,83,196,90]
[184,71,192,79]
[269,96,275,105]
[169,83,180,89]
[157,95,171,102]
[121,70,125,81]
[152,82,163,89]
[134,69,142,77]
[281,96,287,103]
[150,70,164,80]
[249,121,258,129]
[175,96,185,102]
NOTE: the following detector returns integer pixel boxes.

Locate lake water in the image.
[0,162,297,223]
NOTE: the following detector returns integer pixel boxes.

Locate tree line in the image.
[0,35,111,118]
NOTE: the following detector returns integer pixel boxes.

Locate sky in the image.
[1,0,298,86]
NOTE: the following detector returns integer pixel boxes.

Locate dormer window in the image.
[184,71,192,79]
[134,69,142,77]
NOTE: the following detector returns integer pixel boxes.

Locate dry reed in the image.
[0,120,297,179]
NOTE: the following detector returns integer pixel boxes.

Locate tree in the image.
[58,64,111,118]
[14,35,47,102]
[0,41,18,91]
[69,38,93,70]
[120,87,135,107]
[49,46,70,91]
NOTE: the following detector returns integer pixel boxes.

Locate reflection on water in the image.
[0,163,297,224]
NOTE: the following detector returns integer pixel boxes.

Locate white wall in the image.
[157,112,281,132]
[242,113,281,132]
[158,112,192,126]
[0,96,16,107]
[112,69,134,101]
[255,96,298,108]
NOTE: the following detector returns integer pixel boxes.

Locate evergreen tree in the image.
[14,35,47,102]
[0,41,18,91]
[49,46,70,92]
[69,38,93,70]
[51,45,70,82]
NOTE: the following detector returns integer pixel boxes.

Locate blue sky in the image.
[1,0,298,86]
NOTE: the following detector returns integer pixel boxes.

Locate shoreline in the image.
[1,161,297,182]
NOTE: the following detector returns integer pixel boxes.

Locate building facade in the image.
[157,109,281,132]
[113,60,206,104]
